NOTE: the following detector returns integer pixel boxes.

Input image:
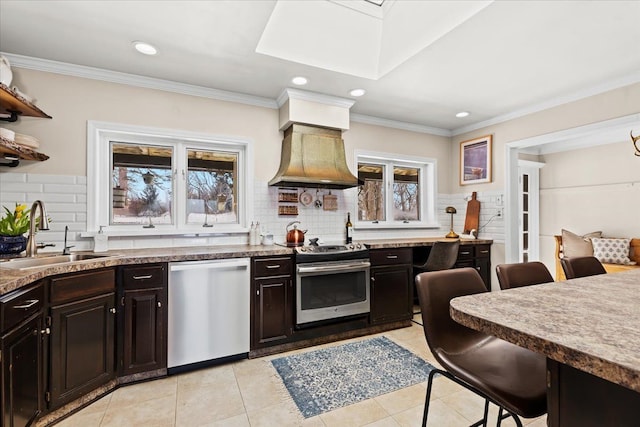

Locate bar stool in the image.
[415,268,547,427]
[496,261,554,290]
[560,256,606,279]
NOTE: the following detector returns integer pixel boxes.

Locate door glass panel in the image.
[111,143,173,225]
[393,166,420,221]
[186,149,238,225]
[357,163,385,221]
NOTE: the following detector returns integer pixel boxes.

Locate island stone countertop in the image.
[450,269,640,393]
[0,237,492,296]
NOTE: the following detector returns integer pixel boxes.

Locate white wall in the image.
[450,82,640,277]
[538,141,640,275]
[0,68,453,249]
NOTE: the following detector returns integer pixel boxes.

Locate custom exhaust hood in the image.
[268,123,359,189]
[269,89,359,190]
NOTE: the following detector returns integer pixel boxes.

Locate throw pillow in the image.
[561,229,602,258]
[591,238,635,265]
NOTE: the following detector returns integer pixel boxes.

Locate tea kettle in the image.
[286,221,307,246]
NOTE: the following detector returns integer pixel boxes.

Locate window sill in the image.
[80,226,247,238]
[355,222,441,230]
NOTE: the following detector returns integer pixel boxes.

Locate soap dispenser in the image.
[93,226,108,252]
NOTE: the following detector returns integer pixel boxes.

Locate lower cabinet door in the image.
[49,293,115,409]
[121,288,166,376]
[252,277,292,347]
[370,266,412,324]
[1,313,43,427]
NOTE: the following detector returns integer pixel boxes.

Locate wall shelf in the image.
[0,83,51,166]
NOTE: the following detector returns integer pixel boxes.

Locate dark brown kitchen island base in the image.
[547,359,640,427]
[249,319,412,358]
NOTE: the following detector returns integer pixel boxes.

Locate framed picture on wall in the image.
[460,135,492,185]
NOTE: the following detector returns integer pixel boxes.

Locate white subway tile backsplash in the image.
[0,173,26,183]
[0,172,505,252]
[27,174,77,184]
[43,183,87,194]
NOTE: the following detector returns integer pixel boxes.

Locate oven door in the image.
[296,260,370,325]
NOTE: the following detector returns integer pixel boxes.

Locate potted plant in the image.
[0,203,31,255]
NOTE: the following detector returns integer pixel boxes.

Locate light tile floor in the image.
[56,315,548,427]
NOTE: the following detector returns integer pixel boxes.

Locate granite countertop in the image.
[450,269,640,393]
[0,237,492,296]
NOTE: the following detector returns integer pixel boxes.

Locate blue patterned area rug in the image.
[271,336,435,418]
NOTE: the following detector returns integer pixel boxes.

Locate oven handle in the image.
[297,261,370,274]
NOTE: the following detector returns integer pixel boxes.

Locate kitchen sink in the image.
[0,253,114,270]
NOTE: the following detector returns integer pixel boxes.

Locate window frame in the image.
[87,121,253,236]
[354,150,438,229]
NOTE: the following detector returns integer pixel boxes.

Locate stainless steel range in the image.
[294,243,370,326]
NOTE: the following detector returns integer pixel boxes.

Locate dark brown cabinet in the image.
[1,283,45,427]
[118,264,167,377]
[48,269,116,409]
[370,248,413,325]
[251,257,293,348]
[454,244,491,290]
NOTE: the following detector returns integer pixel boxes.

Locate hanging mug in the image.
[0,55,13,87]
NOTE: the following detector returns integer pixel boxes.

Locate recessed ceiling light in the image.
[456,111,470,118]
[350,89,366,97]
[133,41,158,56]
[292,76,308,85]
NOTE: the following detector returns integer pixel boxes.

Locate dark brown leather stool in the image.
[416,268,547,427]
[560,256,606,279]
[496,261,553,290]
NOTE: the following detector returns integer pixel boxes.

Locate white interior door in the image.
[518,160,544,262]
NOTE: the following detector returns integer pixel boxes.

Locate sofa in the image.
[554,231,640,280]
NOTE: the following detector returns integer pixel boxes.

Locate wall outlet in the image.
[497,208,503,217]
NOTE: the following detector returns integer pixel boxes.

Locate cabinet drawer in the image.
[457,246,474,260]
[50,269,115,305]
[254,257,292,278]
[122,264,167,290]
[475,245,491,258]
[1,283,44,333]
[370,248,412,266]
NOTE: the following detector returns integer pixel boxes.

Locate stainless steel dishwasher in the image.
[168,258,250,372]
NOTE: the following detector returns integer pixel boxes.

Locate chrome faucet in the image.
[62,225,74,255]
[25,200,51,257]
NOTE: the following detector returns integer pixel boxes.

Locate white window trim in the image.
[86,121,253,237]
[354,150,438,229]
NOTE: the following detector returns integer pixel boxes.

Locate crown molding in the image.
[350,113,452,137]
[452,71,640,136]
[2,53,279,110]
[5,53,639,140]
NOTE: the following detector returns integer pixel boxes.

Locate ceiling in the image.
[1,0,639,135]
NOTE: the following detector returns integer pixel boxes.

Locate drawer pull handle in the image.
[110,308,116,314]
[13,299,39,309]
[132,275,153,280]
[480,250,489,254]
[460,251,471,255]
[266,265,281,269]
[386,255,398,259]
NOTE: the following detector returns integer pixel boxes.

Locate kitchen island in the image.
[450,269,640,426]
